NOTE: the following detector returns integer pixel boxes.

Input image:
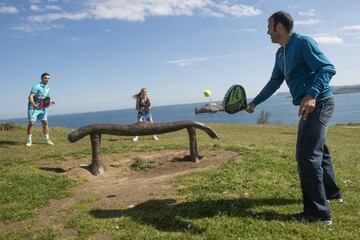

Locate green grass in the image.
[0,123,359,239]
[0,227,58,240]
[130,157,157,171]
[0,167,73,223]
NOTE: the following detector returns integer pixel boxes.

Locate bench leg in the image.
[187,127,199,162]
[90,133,105,176]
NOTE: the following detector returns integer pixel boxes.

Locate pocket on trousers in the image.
[319,101,334,125]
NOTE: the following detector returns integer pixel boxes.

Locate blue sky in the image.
[1,0,360,119]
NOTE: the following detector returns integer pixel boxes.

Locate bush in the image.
[130,157,157,171]
[0,123,20,131]
[256,111,271,124]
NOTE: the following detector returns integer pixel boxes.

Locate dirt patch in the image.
[58,149,238,208]
[2,149,238,237]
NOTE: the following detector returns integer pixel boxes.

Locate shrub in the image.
[130,157,157,171]
[256,111,271,124]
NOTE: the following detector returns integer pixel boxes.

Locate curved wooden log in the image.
[90,133,104,176]
[68,121,219,176]
[68,121,219,142]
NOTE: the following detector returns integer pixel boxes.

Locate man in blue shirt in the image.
[26,72,54,147]
[246,11,342,225]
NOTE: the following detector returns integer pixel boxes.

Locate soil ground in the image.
[2,149,238,236]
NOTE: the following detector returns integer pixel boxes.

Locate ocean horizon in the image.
[3,93,360,129]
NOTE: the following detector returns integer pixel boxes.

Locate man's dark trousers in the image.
[296,97,342,220]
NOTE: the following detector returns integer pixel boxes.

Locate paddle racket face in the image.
[37,96,51,108]
[223,85,247,114]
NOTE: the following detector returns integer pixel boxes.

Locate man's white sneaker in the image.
[327,198,343,203]
[295,213,332,225]
[153,135,159,140]
[132,136,139,142]
[320,220,332,225]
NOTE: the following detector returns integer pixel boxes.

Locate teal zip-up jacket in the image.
[252,33,336,106]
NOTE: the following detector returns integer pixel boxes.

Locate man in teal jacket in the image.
[26,73,54,147]
[247,11,342,225]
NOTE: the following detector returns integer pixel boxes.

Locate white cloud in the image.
[30,12,89,22]
[200,8,225,18]
[298,9,315,17]
[339,31,360,39]
[88,0,261,21]
[166,54,235,66]
[45,5,62,11]
[166,57,210,66]
[340,25,360,31]
[105,28,112,32]
[67,37,82,42]
[239,28,256,32]
[214,3,261,17]
[314,35,344,45]
[88,0,210,21]
[11,23,64,32]
[30,4,61,12]
[0,6,18,14]
[28,0,261,23]
[295,18,321,25]
[30,5,43,12]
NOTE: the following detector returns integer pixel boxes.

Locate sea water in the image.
[5,93,360,128]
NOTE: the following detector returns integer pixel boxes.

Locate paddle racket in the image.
[195,84,247,114]
[222,84,247,114]
[36,96,54,108]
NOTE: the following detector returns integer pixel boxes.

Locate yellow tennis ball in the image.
[204,89,211,97]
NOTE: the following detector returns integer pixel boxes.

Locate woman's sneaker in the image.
[45,139,54,145]
[132,136,139,142]
[153,135,159,140]
[26,140,32,147]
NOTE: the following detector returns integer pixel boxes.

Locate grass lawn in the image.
[0,123,359,239]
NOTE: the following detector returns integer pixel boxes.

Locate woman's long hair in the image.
[133,88,147,99]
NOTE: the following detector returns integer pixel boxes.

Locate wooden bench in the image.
[68,121,219,176]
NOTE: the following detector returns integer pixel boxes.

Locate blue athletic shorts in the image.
[28,108,47,122]
[137,112,152,121]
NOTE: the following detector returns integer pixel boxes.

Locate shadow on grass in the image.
[106,138,120,142]
[38,167,67,173]
[31,142,50,145]
[90,197,300,234]
[0,140,21,147]
[171,155,204,162]
[80,165,92,172]
[280,132,296,135]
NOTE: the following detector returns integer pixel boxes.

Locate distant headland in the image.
[277,84,360,96]
[331,84,360,94]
